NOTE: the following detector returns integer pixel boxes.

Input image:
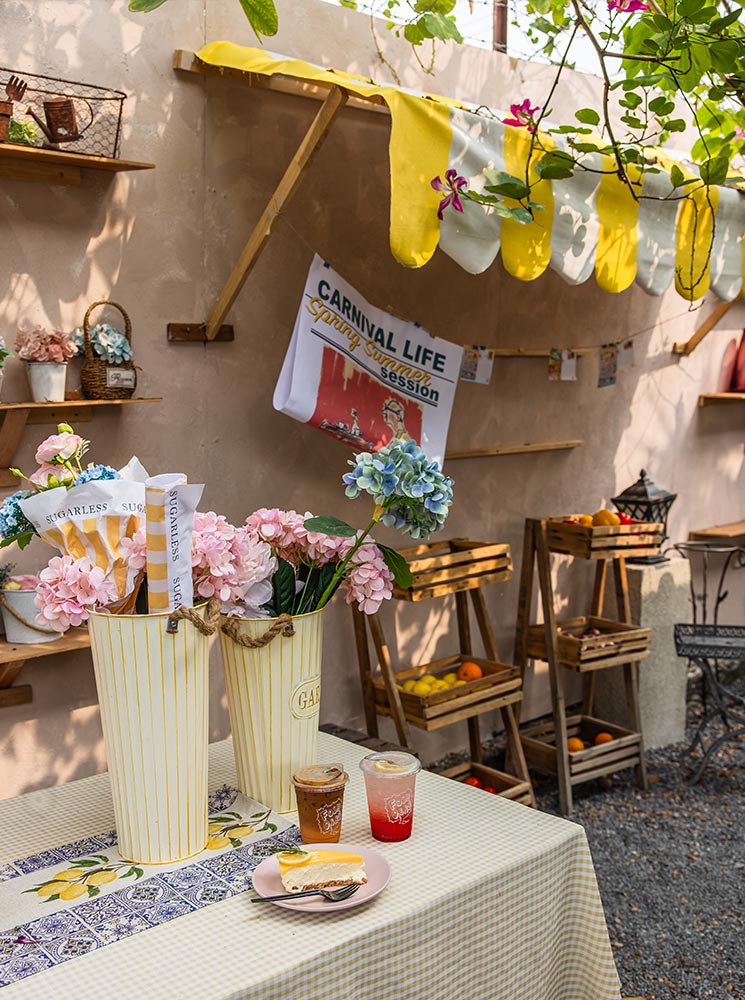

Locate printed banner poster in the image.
[274,256,463,463]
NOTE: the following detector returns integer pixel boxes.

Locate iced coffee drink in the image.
[291,764,349,843]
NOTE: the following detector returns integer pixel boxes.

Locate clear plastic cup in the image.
[291,763,348,843]
[359,751,421,842]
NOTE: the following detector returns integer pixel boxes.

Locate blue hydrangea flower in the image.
[343,438,454,540]
[0,491,35,543]
[73,323,133,365]
[72,464,121,487]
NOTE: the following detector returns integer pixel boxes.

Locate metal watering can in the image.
[26,97,93,144]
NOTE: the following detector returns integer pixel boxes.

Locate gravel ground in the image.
[430,680,745,1000]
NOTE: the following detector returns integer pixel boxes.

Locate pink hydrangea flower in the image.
[35,432,84,465]
[35,555,117,632]
[120,527,147,571]
[607,0,649,11]
[340,542,394,615]
[192,511,239,602]
[502,98,540,132]
[15,327,78,364]
[228,524,276,615]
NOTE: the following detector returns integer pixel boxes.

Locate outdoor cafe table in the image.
[0,733,621,999]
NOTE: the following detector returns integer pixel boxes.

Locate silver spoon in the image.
[251,883,360,903]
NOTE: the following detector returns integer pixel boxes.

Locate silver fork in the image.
[251,883,360,903]
[5,76,27,103]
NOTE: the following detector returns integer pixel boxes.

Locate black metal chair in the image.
[672,542,745,783]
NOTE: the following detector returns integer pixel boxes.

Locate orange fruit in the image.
[594,732,614,746]
[457,661,483,682]
[567,737,586,753]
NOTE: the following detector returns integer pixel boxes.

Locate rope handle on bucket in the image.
[0,594,59,636]
[220,613,295,648]
[165,601,295,646]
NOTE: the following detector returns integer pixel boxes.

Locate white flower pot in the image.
[26,362,67,403]
[88,608,212,864]
[219,608,324,814]
[0,589,59,644]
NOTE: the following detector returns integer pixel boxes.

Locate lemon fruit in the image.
[442,672,458,685]
[276,850,312,866]
[208,822,223,834]
[420,674,437,685]
[430,679,449,692]
[578,514,593,527]
[207,835,231,850]
[86,870,117,885]
[37,881,69,897]
[592,509,621,527]
[412,680,432,696]
[228,825,254,839]
[374,759,409,773]
[452,679,466,687]
[60,883,88,901]
[402,679,417,692]
[53,868,84,881]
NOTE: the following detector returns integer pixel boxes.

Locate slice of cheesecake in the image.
[277,849,367,893]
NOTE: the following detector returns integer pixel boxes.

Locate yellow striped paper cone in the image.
[219,608,323,814]
[88,608,211,864]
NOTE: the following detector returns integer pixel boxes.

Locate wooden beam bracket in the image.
[672,299,736,356]
[445,440,584,461]
[167,323,235,343]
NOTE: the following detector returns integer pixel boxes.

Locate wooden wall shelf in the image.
[698,393,745,406]
[445,440,584,461]
[0,628,90,708]
[0,143,154,186]
[0,398,161,488]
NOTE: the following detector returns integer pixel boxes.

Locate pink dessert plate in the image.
[251,842,391,913]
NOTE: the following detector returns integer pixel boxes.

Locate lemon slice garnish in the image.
[276,850,313,866]
[373,759,409,773]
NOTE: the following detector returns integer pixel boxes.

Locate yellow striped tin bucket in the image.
[219,608,324,814]
[87,608,212,864]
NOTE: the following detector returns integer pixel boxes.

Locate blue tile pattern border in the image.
[0,787,302,988]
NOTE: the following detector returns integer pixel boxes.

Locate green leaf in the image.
[414,0,455,11]
[128,0,169,9]
[665,119,687,133]
[272,557,296,615]
[509,206,534,224]
[677,0,705,15]
[134,867,144,880]
[303,515,357,537]
[700,156,729,186]
[483,170,530,200]
[421,12,463,43]
[238,0,278,39]
[120,866,138,879]
[0,530,35,550]
[87,886,100,897]
[75,860,102,868]
[670,163,686,188]
[339,0,358,6]
[535,162,573,180]
[649,96,674,115]
[379,544,413,589]
[575,108,600,126]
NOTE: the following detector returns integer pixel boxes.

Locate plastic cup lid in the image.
[291,763,348,789]
[359,751,421,777]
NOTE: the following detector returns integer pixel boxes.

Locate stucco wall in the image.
[1,0,743,798]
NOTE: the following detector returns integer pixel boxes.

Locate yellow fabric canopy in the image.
[197,42,745,302]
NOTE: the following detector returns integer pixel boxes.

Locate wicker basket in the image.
[80,300,136,400]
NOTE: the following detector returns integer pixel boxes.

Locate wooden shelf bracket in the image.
[170,71,348,341]
[672,299,736,356]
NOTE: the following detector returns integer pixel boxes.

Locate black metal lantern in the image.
[611,470,677,563]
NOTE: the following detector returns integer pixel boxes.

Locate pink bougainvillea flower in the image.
[430,168,468,220]
[607,0,650,11]
[502,98,540,133]
[734,125,745,141]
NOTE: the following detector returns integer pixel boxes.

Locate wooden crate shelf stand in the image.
[439,760,534,806]
[514,518,650,815]
[353,537,535,808]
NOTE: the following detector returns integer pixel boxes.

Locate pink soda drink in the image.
[359,751,421,842]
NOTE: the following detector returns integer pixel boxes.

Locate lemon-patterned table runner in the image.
[0,786,297,988]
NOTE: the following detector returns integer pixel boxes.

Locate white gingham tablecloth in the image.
[0,734,621,1000]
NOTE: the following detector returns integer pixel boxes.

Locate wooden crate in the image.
[527,615,650,671]
[521,714,642,784]
[373,654,522,732]
[439,760,534,806]
[392,538,512,601]
[545,517,664,560]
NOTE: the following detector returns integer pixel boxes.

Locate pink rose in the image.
[35,432,84,464]
[29,463,74,488]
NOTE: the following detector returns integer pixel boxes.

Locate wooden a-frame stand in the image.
[353,548,535,807]
[514,518,651,815]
